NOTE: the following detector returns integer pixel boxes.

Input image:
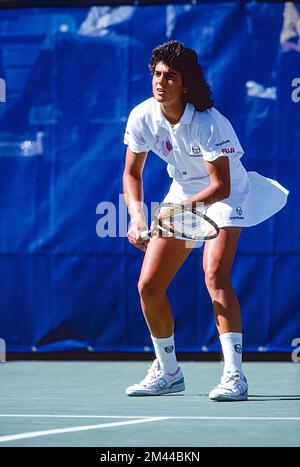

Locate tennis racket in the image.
[141,203,219,241]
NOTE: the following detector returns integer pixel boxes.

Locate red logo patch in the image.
[221,148,235,154]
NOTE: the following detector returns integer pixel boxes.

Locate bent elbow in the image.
[223,185,231,199]
[218,182,230,200]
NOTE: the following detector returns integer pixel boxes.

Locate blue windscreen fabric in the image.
[0,3,299,354]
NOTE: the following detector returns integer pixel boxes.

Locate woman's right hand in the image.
[127,217,149,252]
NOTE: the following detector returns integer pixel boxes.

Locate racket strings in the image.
[158,206,217,240]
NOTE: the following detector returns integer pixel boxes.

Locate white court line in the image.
[171,416,300,421]
[0,414,299,421]
[0,417,169,444]
[0,414,149,419]
[1,415,299,444]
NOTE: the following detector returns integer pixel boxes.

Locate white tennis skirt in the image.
[163,171,289,229]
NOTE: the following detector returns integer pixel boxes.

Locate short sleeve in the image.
[198,110,244,162]
[124,109,149,153]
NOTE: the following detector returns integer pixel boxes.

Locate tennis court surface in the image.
[0,361,299,447]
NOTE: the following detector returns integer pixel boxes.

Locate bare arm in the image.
[183,156,231,208]
[123,147,148,219]
[122,147,148,250]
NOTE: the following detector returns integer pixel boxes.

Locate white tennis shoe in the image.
[209,371,248,401]
[126,359,185,396]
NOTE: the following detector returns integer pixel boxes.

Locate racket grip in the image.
[141,229,151,240]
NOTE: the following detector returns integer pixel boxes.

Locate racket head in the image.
[153,203,219,241]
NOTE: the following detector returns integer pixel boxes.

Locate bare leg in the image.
[138,237,193,338]
[203,227,242,334]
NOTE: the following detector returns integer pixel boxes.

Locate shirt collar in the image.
[180,102,195,124]
[154,99,195,125]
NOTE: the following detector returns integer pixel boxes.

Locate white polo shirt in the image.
[124,97,247,187]
[124,97,288,228]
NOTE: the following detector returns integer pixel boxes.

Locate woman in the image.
[122,40,288,401]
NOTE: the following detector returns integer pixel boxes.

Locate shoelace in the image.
[220,374,241,388]
[140,365,163,386]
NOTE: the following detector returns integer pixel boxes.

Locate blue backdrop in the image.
[0,3,299,354]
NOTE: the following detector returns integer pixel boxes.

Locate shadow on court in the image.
[248,395,300,401]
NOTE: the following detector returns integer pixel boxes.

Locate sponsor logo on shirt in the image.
[162,137,173,157]
[230,206,244,220]
[221,147,235,154]
[215,140,230,146]
[191,145,201,155]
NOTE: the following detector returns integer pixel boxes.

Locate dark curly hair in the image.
[149,40,213,112]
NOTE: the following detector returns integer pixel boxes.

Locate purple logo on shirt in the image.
[162,137,173,156]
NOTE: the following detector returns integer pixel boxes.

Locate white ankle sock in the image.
[219,332,243,375]
[151,334,178,375]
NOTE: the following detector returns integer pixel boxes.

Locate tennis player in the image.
[122,40,288,401]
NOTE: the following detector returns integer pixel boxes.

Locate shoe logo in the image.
[164,345,174,353]
[235,344,242,354]
[157,378,167,389]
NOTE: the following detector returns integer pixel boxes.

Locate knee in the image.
[138,279,164,304]
[204,266,228,292]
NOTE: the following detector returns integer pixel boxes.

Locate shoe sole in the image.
[209,391,248,402]
[126,382,185,397]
